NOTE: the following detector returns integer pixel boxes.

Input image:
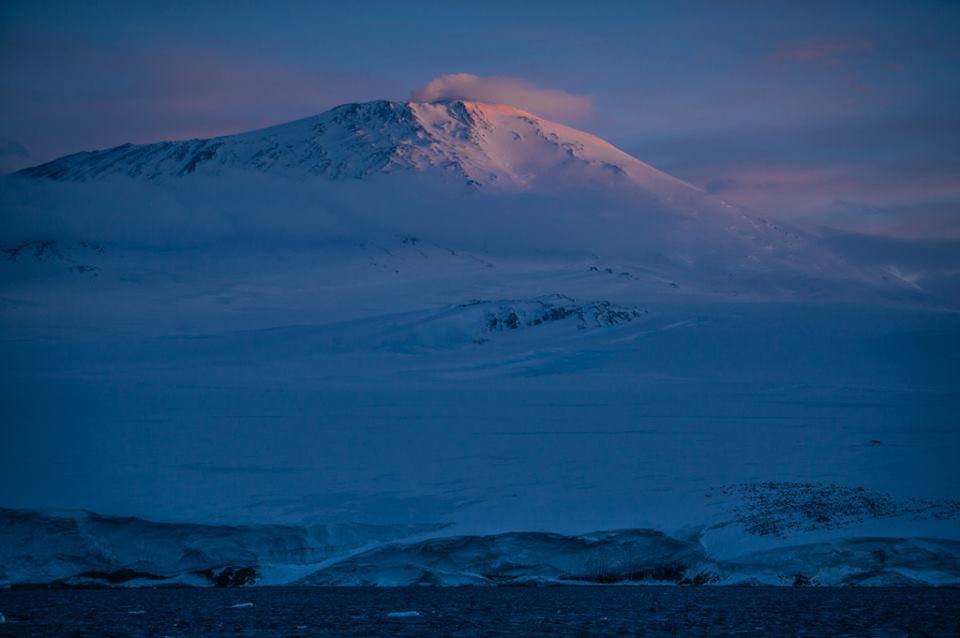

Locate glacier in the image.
[0,508,446,587]
[0,100,957,587]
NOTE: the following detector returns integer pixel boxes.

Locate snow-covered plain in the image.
[0,101,957,586]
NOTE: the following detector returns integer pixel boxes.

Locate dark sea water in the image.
[0,587,958,637]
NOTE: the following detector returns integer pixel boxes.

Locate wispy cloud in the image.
[772,37,875,66]
[0,28,393,164]
[629,110,960,238]
[411,73,592,122]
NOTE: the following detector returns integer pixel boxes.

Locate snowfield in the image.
[0,100,957,586]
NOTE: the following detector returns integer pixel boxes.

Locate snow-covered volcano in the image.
[12,99,911,300]
[19,99,696,194]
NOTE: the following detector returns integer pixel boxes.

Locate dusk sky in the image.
[1,0,958,236]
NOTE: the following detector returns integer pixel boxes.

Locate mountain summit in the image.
[18,100,695,194]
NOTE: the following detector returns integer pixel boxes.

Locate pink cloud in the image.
[411,73,593,122]
[773,38,875,66]
[689,161,960,238]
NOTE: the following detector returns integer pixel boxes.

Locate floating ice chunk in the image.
[127,610,146,615]
[386,611,421,618]
[0,612,5,623]
[230,602,254,609]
